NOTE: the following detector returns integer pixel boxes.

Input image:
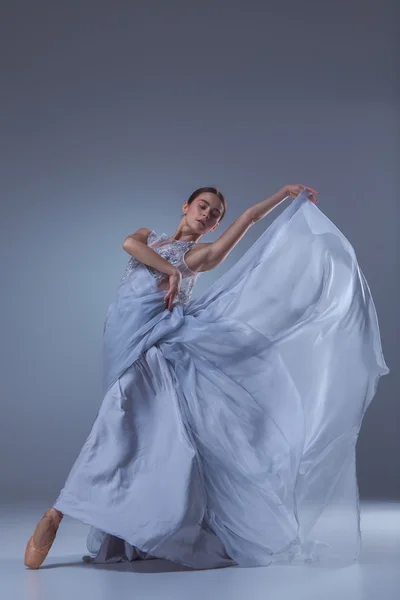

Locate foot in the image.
[24,507,63,569]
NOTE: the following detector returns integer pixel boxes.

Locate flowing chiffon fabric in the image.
[54,189,389,569]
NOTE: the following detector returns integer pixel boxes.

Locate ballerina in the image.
[24,183,388,570]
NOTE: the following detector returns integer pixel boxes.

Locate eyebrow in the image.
[198,198,222,214]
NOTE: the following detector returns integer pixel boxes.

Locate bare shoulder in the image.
[186,211,254,272]
[123,228,153,246]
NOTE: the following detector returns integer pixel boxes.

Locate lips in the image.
[197,220,206,227]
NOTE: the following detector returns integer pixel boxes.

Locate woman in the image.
[24,184,388,570]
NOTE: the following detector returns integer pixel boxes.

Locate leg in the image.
[24,507,64,569]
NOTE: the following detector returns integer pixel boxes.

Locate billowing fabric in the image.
[54,189,389,570]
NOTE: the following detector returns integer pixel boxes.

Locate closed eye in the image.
[200,204,220,217]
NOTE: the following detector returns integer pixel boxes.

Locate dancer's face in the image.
[183,193,224,235]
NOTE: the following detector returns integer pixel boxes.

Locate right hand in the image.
[164,269,182,311]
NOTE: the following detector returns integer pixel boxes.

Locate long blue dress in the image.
[53,189,389,569]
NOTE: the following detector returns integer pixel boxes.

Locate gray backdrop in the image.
[1,1,398,502]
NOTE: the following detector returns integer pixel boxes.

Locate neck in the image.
[171,230,200,243]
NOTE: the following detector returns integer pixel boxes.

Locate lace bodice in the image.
[121,230,201,304]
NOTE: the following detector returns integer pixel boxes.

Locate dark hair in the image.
[186,187,227,222]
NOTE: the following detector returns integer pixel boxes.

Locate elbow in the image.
[244,208,259,225]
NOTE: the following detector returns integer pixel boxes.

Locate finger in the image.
[302,185,320,195]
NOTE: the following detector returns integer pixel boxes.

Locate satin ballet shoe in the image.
[24,507,63,569]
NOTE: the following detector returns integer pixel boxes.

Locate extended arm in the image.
[199,187,289,271]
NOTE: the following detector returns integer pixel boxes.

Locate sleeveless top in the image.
[121,230,201,305]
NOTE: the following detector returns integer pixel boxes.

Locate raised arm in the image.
[198,184,319,272]
[197,187,287,271]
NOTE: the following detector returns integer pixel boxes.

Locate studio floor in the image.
[1,502,399,600]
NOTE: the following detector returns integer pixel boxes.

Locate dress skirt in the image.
[54,189,389,569]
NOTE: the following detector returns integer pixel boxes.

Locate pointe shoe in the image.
[24,507,63,569]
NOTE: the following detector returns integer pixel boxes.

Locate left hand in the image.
[284,184,319,204]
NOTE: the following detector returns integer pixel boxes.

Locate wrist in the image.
[170,266,181,277]
[279,186,289,198]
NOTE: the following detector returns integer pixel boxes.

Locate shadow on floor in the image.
[39,555,213,574]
